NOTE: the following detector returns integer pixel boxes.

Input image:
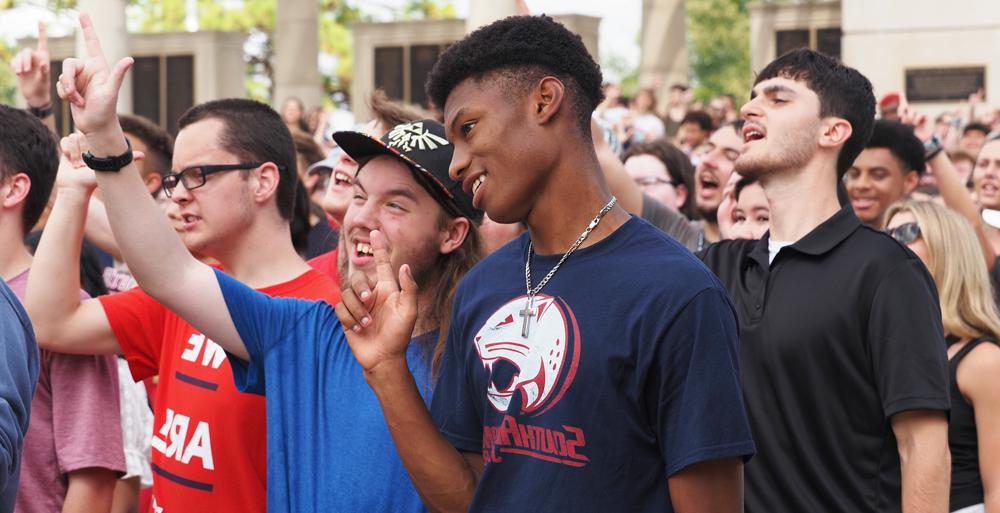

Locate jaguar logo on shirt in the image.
[474,295,581,416]
[474,295,589,467]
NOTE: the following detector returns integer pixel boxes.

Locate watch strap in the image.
[28,103,53,119]
[924,134,944,161]
[82,137,134,172]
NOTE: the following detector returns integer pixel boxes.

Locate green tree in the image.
[0,40,17,105]
[399,0,456,20]
[687,0,751,103]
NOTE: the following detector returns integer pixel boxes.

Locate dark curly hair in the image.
[865,120,925,175]
[426,15,604,135]
[755,48,875,179]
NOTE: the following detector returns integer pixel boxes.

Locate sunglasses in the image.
[887,222,921,245]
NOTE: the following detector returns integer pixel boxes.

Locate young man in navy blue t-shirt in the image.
[336,15,755,513]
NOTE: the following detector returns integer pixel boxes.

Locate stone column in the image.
[77,0,131,113]
[273,0,322,109]
[466,0,518,33]
[638,0,688,111]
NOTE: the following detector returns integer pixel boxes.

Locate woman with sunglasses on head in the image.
[885,199,1000,513]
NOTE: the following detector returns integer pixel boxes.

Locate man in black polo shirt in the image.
[700,48,951,512]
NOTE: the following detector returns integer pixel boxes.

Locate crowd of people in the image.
[1,10,1000,513]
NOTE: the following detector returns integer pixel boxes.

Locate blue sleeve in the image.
[430,292,482,453]
[651,287,755,476]
[214,268,325,395]
[0,282,39,500]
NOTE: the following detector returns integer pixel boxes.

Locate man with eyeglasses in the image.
[25,89,340,511]
[622,139,694,217]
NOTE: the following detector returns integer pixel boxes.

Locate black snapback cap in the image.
[332,119,483,223]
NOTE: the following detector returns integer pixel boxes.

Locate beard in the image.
[697,203,719,223]
[735,123,817,181]
[338,231,443,293]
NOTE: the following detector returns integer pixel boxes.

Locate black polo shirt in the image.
[700,205,950,513]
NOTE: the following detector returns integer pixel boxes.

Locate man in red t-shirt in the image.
[25,81,339,511]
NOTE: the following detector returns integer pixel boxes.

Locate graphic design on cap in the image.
[474,295,580,416]
[387,122,450,152]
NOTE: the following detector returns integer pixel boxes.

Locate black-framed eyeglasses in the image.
[887,222,921,245]
[633,176,674,187]
[161,163,263,197]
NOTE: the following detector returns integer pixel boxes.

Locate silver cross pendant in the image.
[518,297,535,338]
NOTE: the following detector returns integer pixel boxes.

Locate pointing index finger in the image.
[37,22,48,53]
[370,230,398,289]
[79,13,106,62]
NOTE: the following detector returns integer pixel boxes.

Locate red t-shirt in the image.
[307,248,340,285]
[98,269,340,513]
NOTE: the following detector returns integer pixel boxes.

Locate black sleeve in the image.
[868,259,950,418]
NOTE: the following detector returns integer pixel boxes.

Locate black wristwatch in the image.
[27,103,53,119]
[924,135,944,161]
[82,137,133,172]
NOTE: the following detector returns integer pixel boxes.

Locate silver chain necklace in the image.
[518,196,617,338]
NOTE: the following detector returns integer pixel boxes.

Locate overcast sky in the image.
[1,0,642,77]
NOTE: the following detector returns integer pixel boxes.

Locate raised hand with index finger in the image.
[56,14,133,140]
[334,230,419,375]
[12,22,51,108]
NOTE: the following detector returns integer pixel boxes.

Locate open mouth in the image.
[333,171,352,187]
[472,174,487,196]
[850,197,877,210]
[354,241,373,258]
[699,174,719,193]
[742,124,766,143]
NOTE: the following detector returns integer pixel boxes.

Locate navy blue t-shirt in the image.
[431,217,755,512]
[215,270,434,513]
[0,279,39,513]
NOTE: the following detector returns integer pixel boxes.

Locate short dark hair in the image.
[292,131,325,168]
[726,119,746,134]
[754,48,875,178]
[290,180,311,255]
[964,122,990,138]
[623,138,695,216]
[734,176,758,201]
[426,15,604,135]
[0,105,58,236]
[119,114,173,177]
[178,99,298,220]
[681,110,714,132]
[865,119,925,175]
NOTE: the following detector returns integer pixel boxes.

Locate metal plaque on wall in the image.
[905,67,985,102]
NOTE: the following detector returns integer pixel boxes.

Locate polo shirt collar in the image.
[749,205,862,268]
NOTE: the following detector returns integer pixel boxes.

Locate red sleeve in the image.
[97,288,166,381]
[307,249,340,286]
[50,352,126,475]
